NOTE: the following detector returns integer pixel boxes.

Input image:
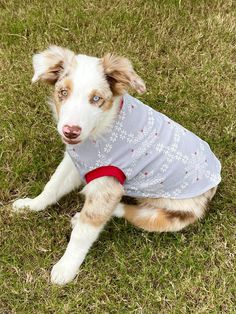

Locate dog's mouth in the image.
[62,137,81,145]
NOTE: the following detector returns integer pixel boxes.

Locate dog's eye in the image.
[93,95,101,102]
[59,89,68,98]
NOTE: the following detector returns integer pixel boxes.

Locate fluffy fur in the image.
[13,46,217,285]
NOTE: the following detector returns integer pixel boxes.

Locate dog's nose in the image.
[63,125,82,139]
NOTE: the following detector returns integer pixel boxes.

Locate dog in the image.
[13,46,221,285]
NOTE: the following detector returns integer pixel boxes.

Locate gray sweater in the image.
[67,94,221,199]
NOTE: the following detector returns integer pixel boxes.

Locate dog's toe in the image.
[12,197,45,212]
[51,260,78,285]
[12,198,33,212]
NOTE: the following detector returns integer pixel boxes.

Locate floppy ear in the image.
[102,53,146,95]
[32,45,75,84]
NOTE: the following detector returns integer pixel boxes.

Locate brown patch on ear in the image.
[102,53,146,95]
[40,61,64,85]
[32,45,75,84]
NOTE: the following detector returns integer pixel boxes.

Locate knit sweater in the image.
[67,94,221,199]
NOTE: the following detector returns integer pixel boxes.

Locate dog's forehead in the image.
[69,54,105,89]
[58,54,109,96]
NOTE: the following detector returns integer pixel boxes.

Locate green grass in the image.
[1,0,236,312]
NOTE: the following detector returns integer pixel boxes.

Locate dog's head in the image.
[32,45,146,144]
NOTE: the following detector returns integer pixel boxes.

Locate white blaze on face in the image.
[57,55,113,142]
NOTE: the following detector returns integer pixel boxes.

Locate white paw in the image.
[51,259,78,285]
[71,212,80,229]
[12,197,45,212]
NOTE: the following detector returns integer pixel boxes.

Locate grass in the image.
[0,0,235,312]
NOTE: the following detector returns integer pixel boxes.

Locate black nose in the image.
[63,125,82,139]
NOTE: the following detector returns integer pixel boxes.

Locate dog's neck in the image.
[90,96,123,140]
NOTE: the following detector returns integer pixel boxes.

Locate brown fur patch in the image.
[33,46,76,84]
[122,204,197,232]
[53,78,73,115]
[64,78,73,92]
[53,93,61,116]
[41,61,64,85]
[80,177,124,227]
[102,54,132,96]
[88,89,114,111]
[165,210,195,222]
[80,209,111,227]
[122,205,170,232]
[101,53,146,96]
[121,195,139,205]
[102,98,114,111]
[81,188,121,227]
[120,187,218,232]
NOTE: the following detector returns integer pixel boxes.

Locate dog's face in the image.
[32,46,146,144]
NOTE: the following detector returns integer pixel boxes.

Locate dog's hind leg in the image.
[113,203,197,232]
[113,188,217,232]
[12,152,81,212]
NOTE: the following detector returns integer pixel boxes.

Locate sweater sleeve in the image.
[84,165,126,185]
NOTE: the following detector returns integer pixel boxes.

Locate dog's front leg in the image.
[13,152,81,212]
[51,177,124,285]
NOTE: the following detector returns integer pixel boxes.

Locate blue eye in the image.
[93,95,101,102]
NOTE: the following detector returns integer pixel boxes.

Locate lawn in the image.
[0,0,235,313]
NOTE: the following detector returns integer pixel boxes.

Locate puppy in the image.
[13,46,221,285]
